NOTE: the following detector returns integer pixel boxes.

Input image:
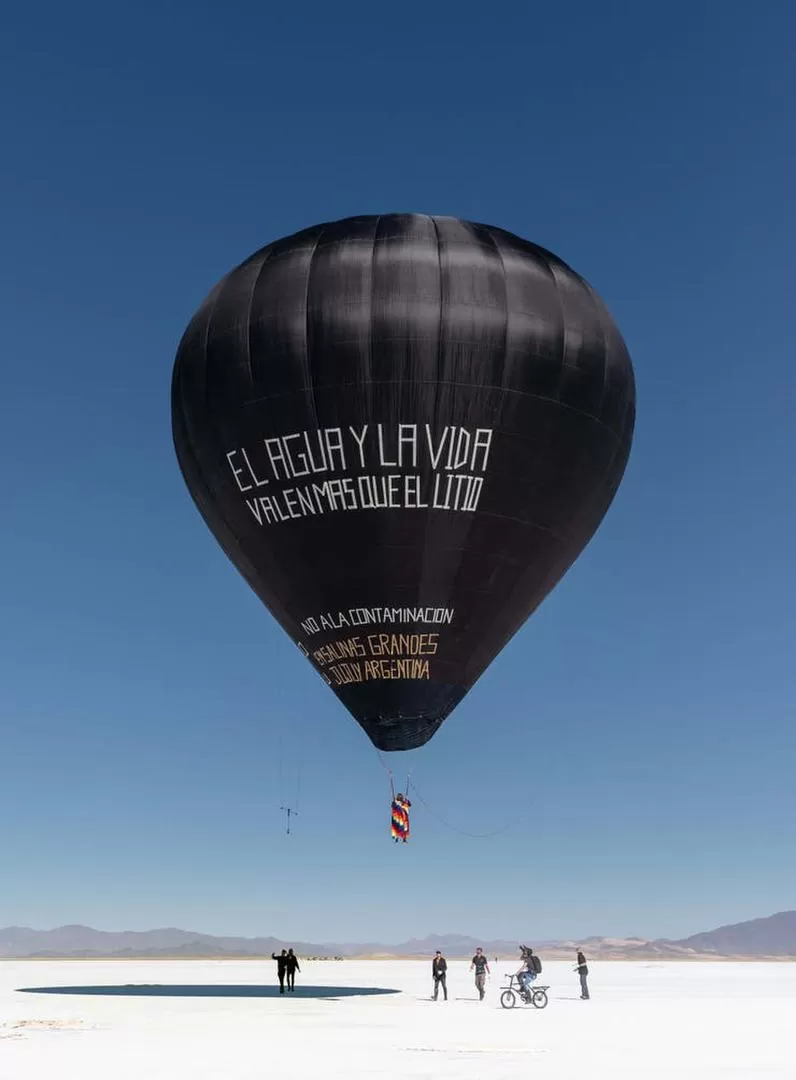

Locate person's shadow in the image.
[17,984,398,1000]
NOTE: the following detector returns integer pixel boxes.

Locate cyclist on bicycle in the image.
[516,945,541,995]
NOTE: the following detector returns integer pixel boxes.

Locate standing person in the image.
[271,949,287,994]
[285,948,300,992]
[432,950,448,1001]
[469,946,491,1000]
[575,949,590,999]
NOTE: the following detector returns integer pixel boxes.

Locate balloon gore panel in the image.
[172,214,635,751]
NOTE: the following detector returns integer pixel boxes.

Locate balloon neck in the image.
[362,713,447,752]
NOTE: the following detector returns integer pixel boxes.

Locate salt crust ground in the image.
[1,959,794,1078]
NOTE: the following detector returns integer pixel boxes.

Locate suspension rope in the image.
[376,748,396,799]
[375,745,524,840]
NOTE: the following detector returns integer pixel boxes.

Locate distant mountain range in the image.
[2,911,795,959]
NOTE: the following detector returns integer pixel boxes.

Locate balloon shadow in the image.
[17,984,399,1000]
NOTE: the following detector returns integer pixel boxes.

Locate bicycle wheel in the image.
[532,989,548,1009]
[500,990,516,1009]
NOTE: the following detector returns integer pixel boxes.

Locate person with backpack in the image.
[575,949,590,999]
[469,947,491,1000]
[431,950,448,1001]
[516,945,542,996]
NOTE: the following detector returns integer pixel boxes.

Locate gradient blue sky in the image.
[1,1,794,944]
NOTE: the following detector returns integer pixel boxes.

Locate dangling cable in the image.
[294,723,303,815]
[407,779,525,840]
[278,731,285,809]
[277,702,302,836]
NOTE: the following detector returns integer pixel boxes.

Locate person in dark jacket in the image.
[575,950,589,999]
[271,949,287,994]
[432,950,448,1001]
[285,948,300,991]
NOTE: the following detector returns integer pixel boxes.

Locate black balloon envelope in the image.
[172,214,635,752]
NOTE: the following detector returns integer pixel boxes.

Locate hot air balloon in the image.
[172,214,635,753]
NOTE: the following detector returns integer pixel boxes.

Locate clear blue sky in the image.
[1,1,794,945]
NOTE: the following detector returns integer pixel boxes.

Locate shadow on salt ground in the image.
[17,985,399,1000]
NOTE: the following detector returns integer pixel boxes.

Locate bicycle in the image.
[499,973,549,1010]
